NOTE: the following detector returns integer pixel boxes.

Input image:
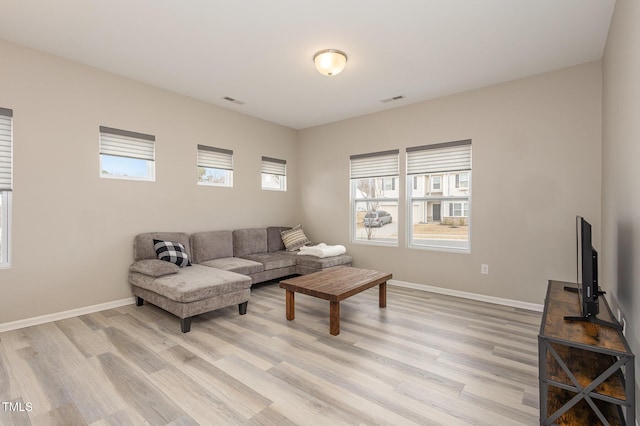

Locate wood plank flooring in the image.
[0,283,542,425]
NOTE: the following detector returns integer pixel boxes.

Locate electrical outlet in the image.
[481,264,489,274]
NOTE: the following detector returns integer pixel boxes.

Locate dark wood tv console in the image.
[538,280,635,425]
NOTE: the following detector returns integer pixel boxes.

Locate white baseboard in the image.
[0,297,136,333]
[0,282,544,333]
[389,279,544,312]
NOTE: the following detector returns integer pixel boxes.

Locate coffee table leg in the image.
[330,301,340,335]
[379,282,387,307]
[286,290,295,320]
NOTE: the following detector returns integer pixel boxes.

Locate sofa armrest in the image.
[129,259,179,277]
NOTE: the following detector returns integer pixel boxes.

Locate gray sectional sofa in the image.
[128,226,352,332]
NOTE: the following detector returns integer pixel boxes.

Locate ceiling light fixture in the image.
[313,49,348,76]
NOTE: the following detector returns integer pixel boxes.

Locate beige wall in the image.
[602,0,640,416]
[0,39,606,324]
[299,62,603,305]
[0,40,299,323]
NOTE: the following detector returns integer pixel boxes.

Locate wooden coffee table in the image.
[279,266,392,335]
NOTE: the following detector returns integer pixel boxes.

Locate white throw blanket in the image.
[298,243,346,258]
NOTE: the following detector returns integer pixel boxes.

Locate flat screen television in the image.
[564,216,621,329]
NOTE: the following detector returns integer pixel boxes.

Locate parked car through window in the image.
[364,210,392,227]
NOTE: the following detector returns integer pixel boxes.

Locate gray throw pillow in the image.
[129,259,179,277]
[280,225,310,251]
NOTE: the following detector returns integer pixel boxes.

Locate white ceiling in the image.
[0,0,615,130]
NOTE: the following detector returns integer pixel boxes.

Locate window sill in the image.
[408,242,470,254]
[351,239,398,248]
[100,174,155,182]
[197,182,233,188]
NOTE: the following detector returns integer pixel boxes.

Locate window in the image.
[455,172,469,189]
[431,175,442,191]
[448,201,469,217]
[406,139,471,252]
[0,107,13,267]
[197,145,233,187]
[384,177,396,191]
[99,126,155,181]
[350,149,399,245]
[261,156,286,191]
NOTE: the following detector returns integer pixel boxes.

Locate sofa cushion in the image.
[199,257,264,275]
[233,228,268,257]
[267,226,291,252]
[154,239,192,267]
[280,225,310,251]
[294,252,354,269]
[190,230,233,264]
[129,264,251,303]
[242,252,297,271]
[134,232,192,261]
[129,259,179,277]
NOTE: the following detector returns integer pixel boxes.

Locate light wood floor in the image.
[0,283,542,425]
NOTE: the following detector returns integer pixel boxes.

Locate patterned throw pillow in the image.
[153,239,191,267]
[280,225,310,252]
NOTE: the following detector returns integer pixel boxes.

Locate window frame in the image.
[99,126,156,182]
[197,144,234,187]
[261,156,287,191]
[406,140,472,253]
[0,191,11,268]
[0,107,13,268]
[350,149,399,246]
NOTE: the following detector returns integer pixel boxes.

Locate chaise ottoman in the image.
[128,232,251,333]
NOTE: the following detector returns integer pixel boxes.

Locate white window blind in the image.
[0,108,13,191]
[198,145,233,170]
[406,140,471,175]
[262,156,286,176]
[99,126,155,161]
[350,149,399,179]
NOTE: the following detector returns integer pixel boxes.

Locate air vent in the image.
[223,96,245,105]
[381,95,405,103]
